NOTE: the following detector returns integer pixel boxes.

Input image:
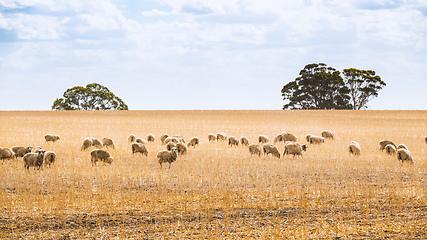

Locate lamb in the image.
[283,142,307,158]
[273,134,283,143]
[131,143,148,157]
[379,140,396,151]
[44,151,56,167]
[91,149,113,166]
[102,137,115,149]
[164,137,179,145]
[397,148,413,164]
[166,141,177,151]
[128,134,136,143]
[217,132,227,142]
[147,134,155,142]
[228,136,239,147]
[23,150,45,170]
[349,141,361,155]
[187,137,200,148]
[258,135,269,144]
[208,133,217,142]
[136,138,147,144]
[160,134,169,145]
[44,134,60,142]
[176,142,188,155]
[81,137,94,151]
[240,136,249,146]
[0,147,15,161]
[321,130,334,139]
[282,132,297,142]
[263,143,280,159]
[385,144,396,155]
[397,144,408,150]
[12,146,32,158]
[309,135,325,144]
[92,138,102,148]
[248,144,262,157]
[157,147,178,169]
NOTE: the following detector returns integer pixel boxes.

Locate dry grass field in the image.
[0,110,426,239]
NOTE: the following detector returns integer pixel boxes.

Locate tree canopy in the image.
[52,83,128,110]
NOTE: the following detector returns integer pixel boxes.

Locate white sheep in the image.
[34,146,44,153]
[160,134,169,145]
[282,132,297,142]
[164,137,179,145]
[102,137,115,149]
[173,135,185,143]
[23,150,45,170]
[0,147,15,161]
[349,141,361,155]
[305,134,312,142]
[385,144,396,155]
[208,133,216,142]
[321,130,334,139]
[379,140,396,151]
[262,143,280,159]
[273,134,283,143]
[44,134,60,142]
[128,134,136,143]
[157,147,178,169]
[248,144,262,157]
[283,142,307,158]
[176,142,188,155]
[91,149,113,166]
[240,136,249,146]
[147,134,155,142]
[131,143,148,157]
[44,151,56,167]
[309,135,324,144]
[397,144,408,150]
[397,148,413,164]
[258,135,269,144]
[166,141,177,151]
[12,146,32,158]
[187,137,200,148]
[136,138,147,144]
[217,132,227,142]
[81,137,94,151]
[228,136,239,147]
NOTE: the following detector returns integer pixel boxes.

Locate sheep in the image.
[217,132,227,142]
[349,141,361,155]
[309,135,324,144]
[258,135,269,144]
[157,147,178,169]
[164,137,179,145]
[102,137,115,149]
[44,134,60,142]
[34,146,44,153]
[187,137,200,148]
[91,149,113,166]
[23,150,45,170]
[228,136,239,147]
[147,134,155,142]
[136,138,147,144]
[240,136,249,146]
[131,143,148,157]
[44,151,56,167]
[208,133,217,142]
[273,134,283,143]
[173,135,185,143]
[397,148,413,164]
[263,143,280,159]
[176,142,188,155]
[385,144,397,155]
[166,141,177,151]
[248,144,262,157]
[81,137,94,151]
[92,138,102,148]
[282,132,297,142]
[321,130,334,139]
[0,147,15,161]
[160,134,169,145]
[379,140,396,151]
[397,144,408,150]
[12,146,32,158]
[305,134,312,142]
[128,134,136,143]
[283,142,307,158]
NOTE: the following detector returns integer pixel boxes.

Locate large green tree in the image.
[342,68,386,110]
[52,83,128,110]
[281,63,351,110]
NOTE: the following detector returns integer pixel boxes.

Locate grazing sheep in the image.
[176,142,188,155]
[81,137,94,151]
[164,137,179,145]
[379,140,396,151]
[187,137,200,148]
[397,144,408,150]
[44,134,60,142]
[305,134,312,142]
[385,144,397,155]
[274,134,283,143]
[240,136,249,146]
[0,147,15,161]
[208,133,216,142]
[349,141,361,155]
[282,132,297,142]
[34,146,44,153]
[228,136,239,147]
[136,138,147,144]
[128,134,136,143]
[147,134,155,142]
[92,138,102,148]
[248,144,262,157]
[23,150,45,170]
[173,135,185,143]
[44,151,56,167]
[131,143,148,157]
[12,146,32,158]
[321,130,334,139]
[309,136,325,144]
[160,134,169,145]
[263,143,281,159]
[166,141,177,151]
[258,135,269,144]
[217,132,227,142]
[157,147,178,169]
[397,148,413,164]
[102,137,115,149]
[91,149,113,166]
[283,142,307,158]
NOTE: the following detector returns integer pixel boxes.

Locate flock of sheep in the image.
[0,132,424,170]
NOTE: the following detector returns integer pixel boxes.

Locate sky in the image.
[0,0,426,110]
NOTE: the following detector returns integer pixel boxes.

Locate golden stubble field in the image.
[0,110,426,239]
